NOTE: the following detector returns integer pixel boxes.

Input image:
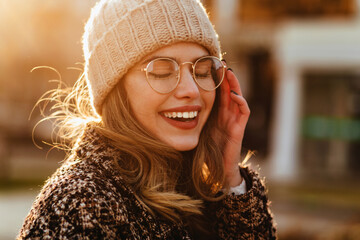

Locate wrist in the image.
[228,178,247,195]
[226,166,243,187]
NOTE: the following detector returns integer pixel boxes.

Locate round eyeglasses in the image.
[141,56,225,93]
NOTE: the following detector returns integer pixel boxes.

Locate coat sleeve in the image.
[204,167,277,240]
[17,176,131,240]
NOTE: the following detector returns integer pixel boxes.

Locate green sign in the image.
[302,116,360,141]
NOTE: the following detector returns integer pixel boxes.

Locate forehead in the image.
[140,42,210,65]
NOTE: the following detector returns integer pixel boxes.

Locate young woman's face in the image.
[123,42,216,151]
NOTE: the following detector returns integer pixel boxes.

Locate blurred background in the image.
[1,0,360,239]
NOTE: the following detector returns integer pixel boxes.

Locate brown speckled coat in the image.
[18,127,276,239]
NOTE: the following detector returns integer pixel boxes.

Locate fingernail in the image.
[231,90,239,95]
[227,68,233,72]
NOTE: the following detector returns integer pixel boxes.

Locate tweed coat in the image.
[18,127,276,239]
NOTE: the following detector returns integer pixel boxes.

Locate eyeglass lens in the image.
[146,57,224,93]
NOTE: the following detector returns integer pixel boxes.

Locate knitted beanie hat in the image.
[83,0,221,115]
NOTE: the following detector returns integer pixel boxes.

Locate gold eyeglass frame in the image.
[141,56,226,94]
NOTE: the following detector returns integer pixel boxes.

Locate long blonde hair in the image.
[35,68,227,223]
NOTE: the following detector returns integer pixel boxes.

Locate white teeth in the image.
[163,111,198,119]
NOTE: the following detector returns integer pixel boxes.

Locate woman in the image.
[18,0,276,239]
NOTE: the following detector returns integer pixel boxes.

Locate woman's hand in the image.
[218,64,250,187]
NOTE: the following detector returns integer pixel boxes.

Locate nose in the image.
[174,65,200,99]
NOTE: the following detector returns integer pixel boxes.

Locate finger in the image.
[230,93,250,121]
[222,95,249,134]
[226,69,243,96]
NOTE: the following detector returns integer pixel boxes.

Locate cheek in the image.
[204,91,217,124]
[124,77,146,119]
[198,91,216,131]
[205,91,216,113]
[124,76,163,124]
[127,90,154,119]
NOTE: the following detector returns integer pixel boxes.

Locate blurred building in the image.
[0,0,97,180]
[0,0,97,138]
[205,0,360,181]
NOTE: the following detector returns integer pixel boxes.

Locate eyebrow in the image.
[140,55,168,65]
[140,54,211,65]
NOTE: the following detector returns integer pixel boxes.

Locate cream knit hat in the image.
[83,0,221,115]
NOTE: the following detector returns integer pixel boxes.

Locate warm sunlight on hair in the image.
[30,66,100,151]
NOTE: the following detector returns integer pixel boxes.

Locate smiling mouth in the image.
[162,111,198,122]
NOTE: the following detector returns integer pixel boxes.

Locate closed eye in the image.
[148,72,172,79]
[195,72,211,78]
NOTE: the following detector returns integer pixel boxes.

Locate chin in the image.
[168,138,199,152]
